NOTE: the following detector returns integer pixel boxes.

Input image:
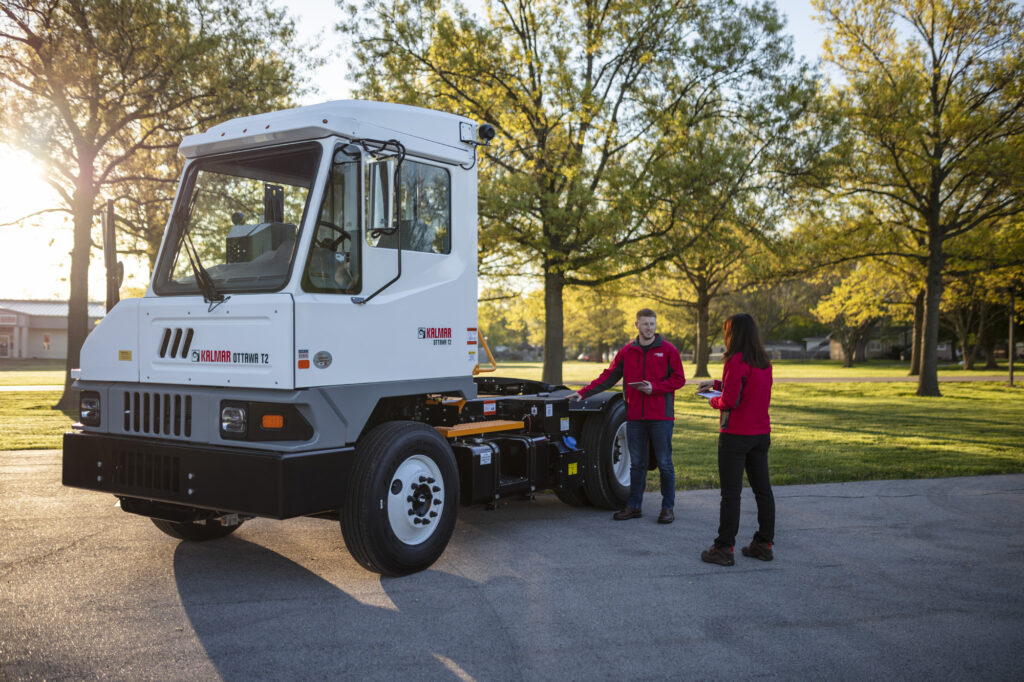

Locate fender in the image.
[567,389,622,414]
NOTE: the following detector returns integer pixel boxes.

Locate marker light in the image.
[261,414,285,430]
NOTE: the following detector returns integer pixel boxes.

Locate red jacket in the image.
[579,335,686,420]
[709,353,772,434]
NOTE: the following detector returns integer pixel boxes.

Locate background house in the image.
[0,300,105,360]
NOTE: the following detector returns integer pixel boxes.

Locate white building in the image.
[0,300,106,360]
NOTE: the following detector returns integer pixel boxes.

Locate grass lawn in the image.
[2,382,1021,490]
[0,359,65,386]
[0,391,75,451]
[491,359,1013,383]
[669,382,1024,489]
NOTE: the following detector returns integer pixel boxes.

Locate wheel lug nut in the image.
[406,495,413,502]
[421,519,430,525]
[429,511,438,518]
[432,486,440,492]
[433,499,441,505]
[426,477,435,483]
[408,509,415,516]
[419,476,427,482]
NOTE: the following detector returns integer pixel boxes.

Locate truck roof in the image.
[179,100,479,165]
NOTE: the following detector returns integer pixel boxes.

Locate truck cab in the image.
[63,101,630,576]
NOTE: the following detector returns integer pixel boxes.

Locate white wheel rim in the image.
[612,422,630,488]
[387,454,444,545]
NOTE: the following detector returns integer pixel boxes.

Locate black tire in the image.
[341,421,459,576]
[555,486,591,507]
[151,518,242,541]
[580,399,630,509]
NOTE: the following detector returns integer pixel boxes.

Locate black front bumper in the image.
[63,432,353,519]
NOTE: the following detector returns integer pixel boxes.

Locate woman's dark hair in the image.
[723,313,770,369]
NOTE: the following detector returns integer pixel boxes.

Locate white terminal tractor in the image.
[63,100,632,575]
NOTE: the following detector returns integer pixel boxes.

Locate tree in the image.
[942,216,1024,368]
[728,278,831,345]
[639,73,824,377]
[812,262,900,367]
[563,284,630,362]
[339,0,812,384]
[814,0,1024,395]
[0,0,309,408]
[478,285,539,351]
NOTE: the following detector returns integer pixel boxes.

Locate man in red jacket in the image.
[569,309,686,523]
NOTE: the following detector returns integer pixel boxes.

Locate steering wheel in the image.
[315,219,352,250]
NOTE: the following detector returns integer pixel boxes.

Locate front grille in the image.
[124,391,192,437]
[110,448,181,493]
[158,327,195,359]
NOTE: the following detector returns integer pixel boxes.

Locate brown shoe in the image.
[657,508,674,524]
[701,544,735,566]
[613,506,642,520]
[741,538,774,561]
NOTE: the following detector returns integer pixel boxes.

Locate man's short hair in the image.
[636,308,657,320]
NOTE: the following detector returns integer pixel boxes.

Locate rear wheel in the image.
[151,518,242,541]
[341,421,459,576]
[580,400,630,509]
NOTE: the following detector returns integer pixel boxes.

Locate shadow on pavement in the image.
[172,537,522,680]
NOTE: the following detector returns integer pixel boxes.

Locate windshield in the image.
[155,143,322,295]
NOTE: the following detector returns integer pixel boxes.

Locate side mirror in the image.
[368,159,396,234]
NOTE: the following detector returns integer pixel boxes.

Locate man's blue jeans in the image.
[626,419,675,510]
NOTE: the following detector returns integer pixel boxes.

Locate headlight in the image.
[79,392,101,426]
[220,405,247,435]
[219,401,313,441]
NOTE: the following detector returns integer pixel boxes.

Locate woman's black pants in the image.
[715,432,774,548]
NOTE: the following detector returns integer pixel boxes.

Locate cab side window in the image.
[366,160,451,254]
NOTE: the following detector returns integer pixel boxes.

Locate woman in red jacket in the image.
[699,313,775,566]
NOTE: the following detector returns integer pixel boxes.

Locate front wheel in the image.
[341,421,459,576]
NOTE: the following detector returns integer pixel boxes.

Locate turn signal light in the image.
[261,414,285,430]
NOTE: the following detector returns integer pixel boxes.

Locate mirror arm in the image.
[351,223,401,305]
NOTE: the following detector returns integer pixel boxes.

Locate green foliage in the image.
[340,0,824,383]
[0,0,312,403]
[562,284,632,358]
[812,0,1024,394]
[479,285,543,348]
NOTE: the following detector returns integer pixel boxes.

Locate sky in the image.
[0,0,825,302]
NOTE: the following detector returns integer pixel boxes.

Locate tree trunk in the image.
[968,302,988,371]
[953,309,972,371]
[840,331,856,367]
[854,334,869,363]
[542,269,565,385]
[917,235,944,397]
[56,156,97,411]
[910,289,924,375]
[694,290,711,378]
[983,336,998,369]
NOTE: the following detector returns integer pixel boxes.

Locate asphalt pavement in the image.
[2,449,1022,680]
